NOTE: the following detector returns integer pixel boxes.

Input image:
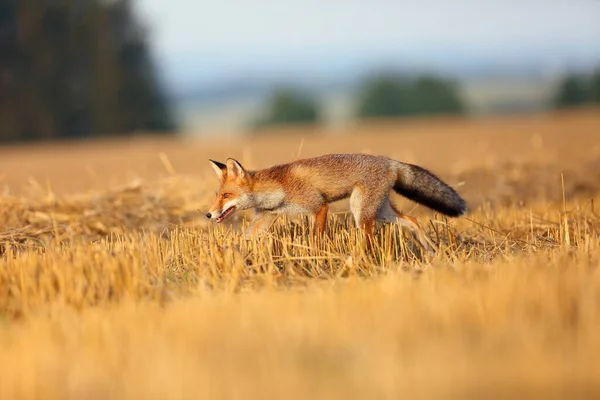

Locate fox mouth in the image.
[216,206,236,223]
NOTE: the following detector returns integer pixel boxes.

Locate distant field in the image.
[1,108,599,399]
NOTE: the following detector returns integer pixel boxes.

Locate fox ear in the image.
[209,159,227,179]
[226,158,246,179]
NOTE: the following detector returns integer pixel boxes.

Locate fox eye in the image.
[222,193,230,199]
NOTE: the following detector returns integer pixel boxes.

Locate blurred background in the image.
[0,0,599,142]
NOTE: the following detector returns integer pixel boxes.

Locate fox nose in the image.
[205,212,212,219]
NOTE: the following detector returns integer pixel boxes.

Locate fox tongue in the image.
[216,206,235,223]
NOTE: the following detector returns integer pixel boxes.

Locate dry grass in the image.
[1,108,600,399]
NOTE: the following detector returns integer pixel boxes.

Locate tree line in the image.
[554,70,600,108]
[252,74,464,130]
[253,68,600,130]
[1,1,597,141]
[0,0,175,143]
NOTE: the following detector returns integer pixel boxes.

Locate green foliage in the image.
[0,0,176,142]
[252,88,320,130]
[554,70,600,108]
[589,70,600,103]
[409,76,465,115]
[356,75,412,118]
[554,75,590,108]
[356,73,464,118]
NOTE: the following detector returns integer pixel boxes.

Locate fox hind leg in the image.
[377,197,435,254]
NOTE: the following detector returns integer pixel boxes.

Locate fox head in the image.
[205,158,254,223]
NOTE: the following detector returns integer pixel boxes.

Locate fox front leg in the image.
[244,211,279,240]
[313,204,329,236]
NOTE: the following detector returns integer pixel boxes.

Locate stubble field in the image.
[1,108,600,399]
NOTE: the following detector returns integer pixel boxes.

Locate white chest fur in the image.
[253,189,286,210]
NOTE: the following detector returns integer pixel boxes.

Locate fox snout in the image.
[205,210,224,219]
[205,209,221,220]
[205,203,238,223]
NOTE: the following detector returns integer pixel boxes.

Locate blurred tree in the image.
[0,0,19,140]
[0,0,176,143]
[589,70,600,104]
[356,75,411,118]
[356,73,465,118]
[553,74,590,108]
[407,76,464,115]
[252,88,320,130]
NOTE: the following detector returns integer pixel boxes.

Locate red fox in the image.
[206,154,467,252]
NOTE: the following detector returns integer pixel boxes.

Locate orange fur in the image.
[206,154,467,252]
[314,204,329,235]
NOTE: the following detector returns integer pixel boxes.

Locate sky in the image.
[136,0,600,91]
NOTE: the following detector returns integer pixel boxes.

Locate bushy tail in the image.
[393,162,467,217]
